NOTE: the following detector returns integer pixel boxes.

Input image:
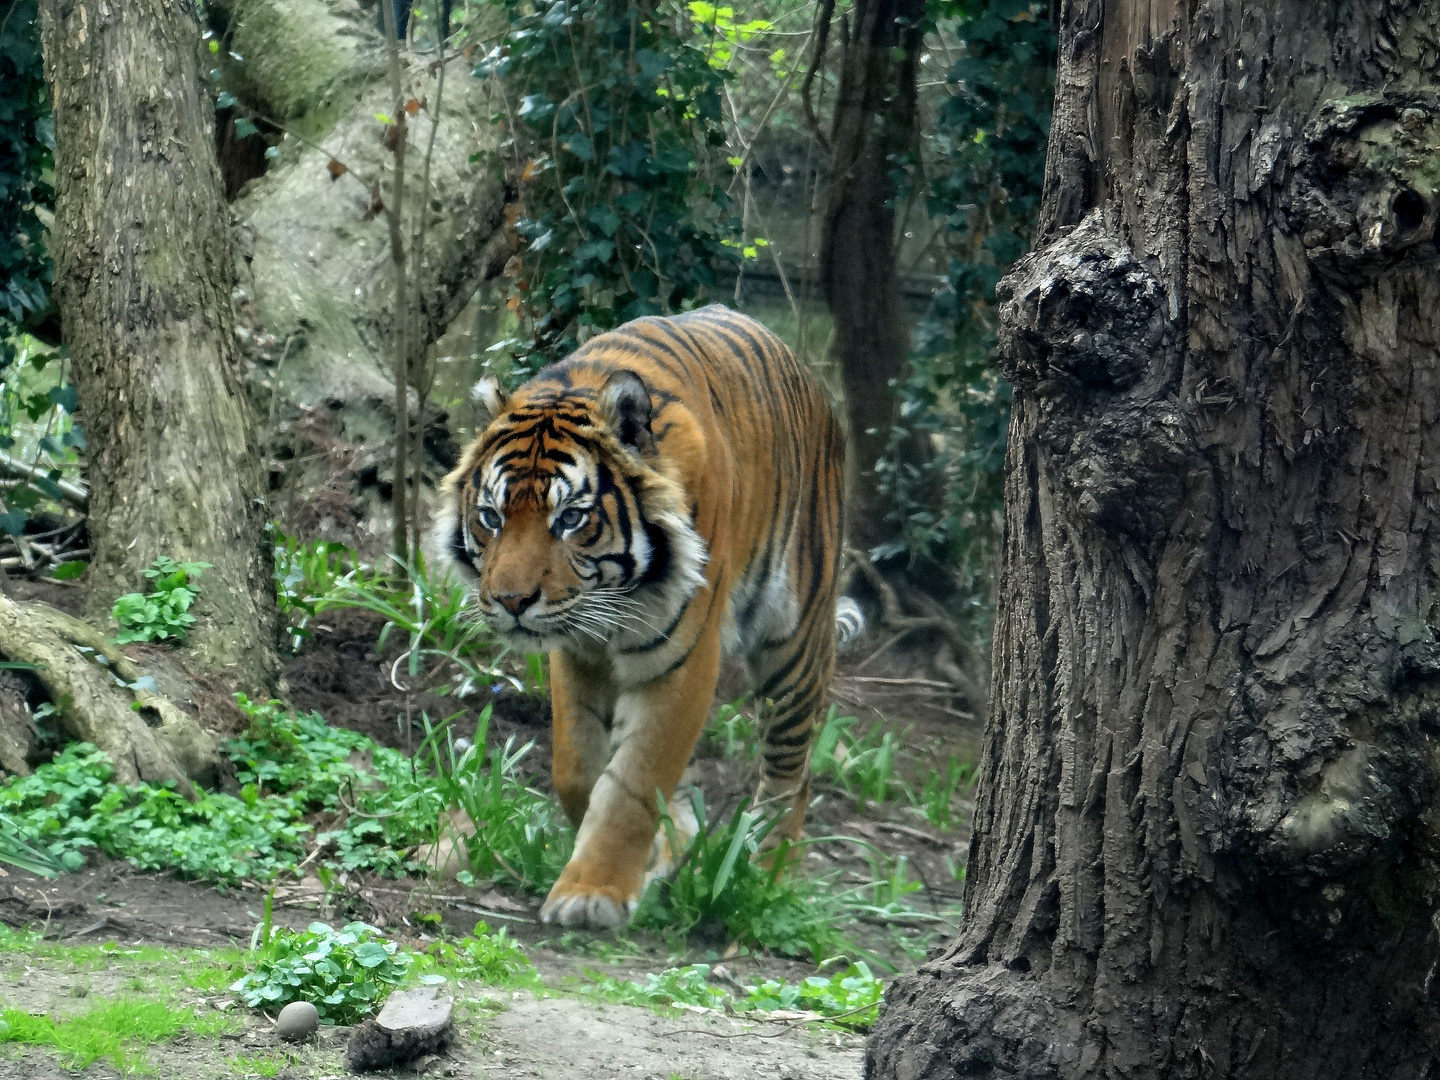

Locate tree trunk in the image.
[39,0,280,685]
[867,3,1440,1078]
[215,0,509,553]
[820,0,926,554]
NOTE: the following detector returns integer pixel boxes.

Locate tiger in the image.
[434,304,859,930]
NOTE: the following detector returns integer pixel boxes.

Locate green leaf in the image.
[233,117,259,139]
[352,942,390,969]
[710,809,752,899]
[51,560,87,581]
[47,384,78,412]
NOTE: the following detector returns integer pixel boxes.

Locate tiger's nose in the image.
[496,589,541,617]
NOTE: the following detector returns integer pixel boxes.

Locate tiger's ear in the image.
[598,370,656,456]
[472,377,508,428]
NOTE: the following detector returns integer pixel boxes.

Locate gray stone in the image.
[345,986,454,1073]
[274,1000,319,1042]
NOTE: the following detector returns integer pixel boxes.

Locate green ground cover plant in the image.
[582,960,885,1030]
[420,921,539,988]
[231,920,417,1024]
[735,961,884,1029]
[581,963,728,1010]
[420,708,574,894]
[111,557,212,644]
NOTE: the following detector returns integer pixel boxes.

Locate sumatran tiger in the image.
[435,304,859,930]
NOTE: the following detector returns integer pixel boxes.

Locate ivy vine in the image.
[475,0,742,382]
[0,0,53,364]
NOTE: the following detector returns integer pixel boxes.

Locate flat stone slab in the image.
[345,986,455,1073]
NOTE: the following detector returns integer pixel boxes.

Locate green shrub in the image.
[475,0,742,376]
[0,743,310,880]
[112,557,212,644]
[231,921,416,1025]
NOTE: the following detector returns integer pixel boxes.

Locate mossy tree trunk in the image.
[867,2,1440,1077]
[40,0,280,686]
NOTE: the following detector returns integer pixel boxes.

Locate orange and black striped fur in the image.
[435,305,856,929]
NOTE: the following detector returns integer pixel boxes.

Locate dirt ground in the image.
[0,573,980,1078]
[0,865,866,1079]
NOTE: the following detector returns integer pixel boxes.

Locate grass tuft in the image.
[0,997,236,1074]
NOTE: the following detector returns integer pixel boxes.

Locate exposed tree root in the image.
[845,546,985,706]
[0,595,217,790]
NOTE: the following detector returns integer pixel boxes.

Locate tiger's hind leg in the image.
[748,608,835,854]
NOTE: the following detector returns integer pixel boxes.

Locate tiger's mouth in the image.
[481,592,626,648]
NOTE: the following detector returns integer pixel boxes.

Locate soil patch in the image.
[283,606,551,765]
[0,862,312,950]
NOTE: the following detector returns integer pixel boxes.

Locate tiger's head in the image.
[434,367,707,652]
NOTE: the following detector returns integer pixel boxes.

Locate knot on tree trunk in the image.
[997,213,1175,393]
[1288,91,1440,269]
[997,214,1194,562]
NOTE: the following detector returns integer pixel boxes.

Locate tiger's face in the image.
[437,369,705,652]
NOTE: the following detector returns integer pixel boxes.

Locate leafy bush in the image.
[875,2,1054,584]
[1,699,463,883]
[112,557,212,644]
[230,695,447,878]
[231,922,416,1024]
[0,0,53,361]
[633,790,841,959]
[0,743,310,880]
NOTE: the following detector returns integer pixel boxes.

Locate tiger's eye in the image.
[478,507,502,532]
[556,507,587,532]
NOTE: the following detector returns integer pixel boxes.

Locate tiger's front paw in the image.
[539,865,642,930]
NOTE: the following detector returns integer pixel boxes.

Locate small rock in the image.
[275,1000,319,1042]
[345,987,454,1073]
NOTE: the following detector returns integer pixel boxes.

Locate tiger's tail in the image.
[835,596,864,648]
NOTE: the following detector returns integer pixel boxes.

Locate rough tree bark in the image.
[40,0,280,685]
[868,3,1440,1078]
[819,0,927,554]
